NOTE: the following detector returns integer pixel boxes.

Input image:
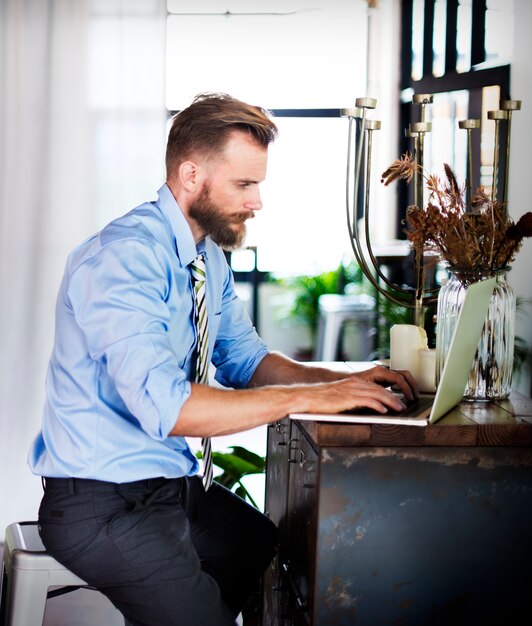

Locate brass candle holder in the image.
[343,94,439,327]
[458,118,480,209]
[497,99,521,209]
[342,94,521,327]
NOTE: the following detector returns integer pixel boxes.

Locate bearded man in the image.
[29,93,416,626]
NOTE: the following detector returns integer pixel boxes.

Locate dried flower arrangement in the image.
[381,152,532,282]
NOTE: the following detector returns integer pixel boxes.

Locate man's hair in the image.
[165,93,278,176]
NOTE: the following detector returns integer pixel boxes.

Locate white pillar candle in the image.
[389,324,428,382]
[417,347,436,393]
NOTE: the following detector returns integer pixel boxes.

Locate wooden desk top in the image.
[295,362,532,448]
[296,391,532,447]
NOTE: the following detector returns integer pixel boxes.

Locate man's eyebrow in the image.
[235,177,260,184]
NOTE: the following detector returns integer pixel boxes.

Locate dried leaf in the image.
[382,153,531,271]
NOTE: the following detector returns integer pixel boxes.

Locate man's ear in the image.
[179,161,200,192]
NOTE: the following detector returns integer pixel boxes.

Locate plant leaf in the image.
[225,446,265,470]
[194,441,266,509]
[211,451,263,476]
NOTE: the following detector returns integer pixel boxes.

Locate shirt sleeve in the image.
[67,238,190,440]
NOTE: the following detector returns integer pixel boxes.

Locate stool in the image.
[314,293,375,361]
[0,521,92,626]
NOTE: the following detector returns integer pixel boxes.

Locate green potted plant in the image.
[278,260,368,358]
[197,446,265,509]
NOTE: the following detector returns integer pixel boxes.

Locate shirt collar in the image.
[156,183,207,267]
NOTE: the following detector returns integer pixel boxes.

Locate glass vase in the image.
[435,266,515,401]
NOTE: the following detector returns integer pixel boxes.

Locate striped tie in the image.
[190,255,213,490]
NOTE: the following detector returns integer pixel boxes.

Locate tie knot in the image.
[190,255,206,283]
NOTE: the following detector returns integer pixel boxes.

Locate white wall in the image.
[0,0,167,538]
[508,0,532,396]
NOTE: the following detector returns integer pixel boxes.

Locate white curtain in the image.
[0,0,167,535]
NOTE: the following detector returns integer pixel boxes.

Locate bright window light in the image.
[424,90,469,183]
[411,0,424,80]
[456,0,472,73]
[486,0,514,65]
[166,0,367,110]
[164,1,396,278]
[432,0,447,78]
[249,116,353,276]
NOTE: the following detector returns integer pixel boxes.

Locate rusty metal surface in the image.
[314,446,532,625]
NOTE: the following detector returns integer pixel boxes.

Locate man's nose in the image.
[245,188,262,212]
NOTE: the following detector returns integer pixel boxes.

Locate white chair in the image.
[314,293,376,361]
[0,521,92,626]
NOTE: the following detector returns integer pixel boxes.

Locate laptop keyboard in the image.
[388,395,434,417]
[346,394,434,417]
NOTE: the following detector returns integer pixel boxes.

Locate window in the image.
[408,0,513,80]
[485,0,514,66]
[424,89,469,179]
[456,0,473,72]
[166,0,366,110]
[398,0,513,227]
[165,0,373,276]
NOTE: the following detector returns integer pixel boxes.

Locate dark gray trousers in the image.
[38,475,278,626]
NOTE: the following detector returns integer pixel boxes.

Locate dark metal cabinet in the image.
[285,426,318,624]
[262,420,292,626]
[262,392,532,626]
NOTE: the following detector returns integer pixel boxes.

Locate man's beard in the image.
[188,183,254,250]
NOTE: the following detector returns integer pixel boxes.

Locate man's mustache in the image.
[232,212,255,224]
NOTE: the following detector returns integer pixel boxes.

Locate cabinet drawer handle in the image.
[282,561,308,612]
[288,446,306,465]
[275,421,288,435]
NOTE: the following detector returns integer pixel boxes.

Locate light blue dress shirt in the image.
[28,184,269,482]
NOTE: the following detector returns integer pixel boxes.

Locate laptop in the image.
[289,276,497,426]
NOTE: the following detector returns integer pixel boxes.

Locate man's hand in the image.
[356,365,418,401]
[293,368,417,416]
